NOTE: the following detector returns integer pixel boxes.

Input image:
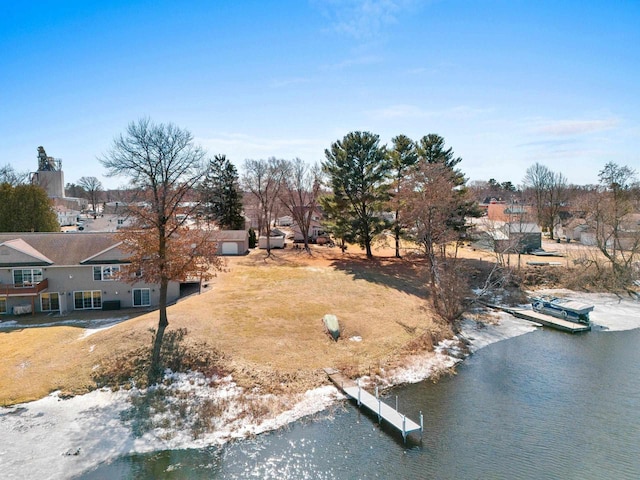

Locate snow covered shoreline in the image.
[1,291,638,479]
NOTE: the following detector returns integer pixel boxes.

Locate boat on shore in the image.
[322,314,340,341]
[531,295,594,324]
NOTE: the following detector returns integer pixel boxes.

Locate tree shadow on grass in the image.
[93,327,229,439]
[328,251,506,301]
[329,253,430,298]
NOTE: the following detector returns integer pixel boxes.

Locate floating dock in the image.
[324,368,423,442]
[489,305,591,333]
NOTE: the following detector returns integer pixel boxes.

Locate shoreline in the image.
[0,312,535,480]
[1,291,639,479]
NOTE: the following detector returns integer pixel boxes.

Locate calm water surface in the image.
[80,327,640,479]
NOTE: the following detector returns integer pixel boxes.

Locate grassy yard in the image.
[0,245,450,406]
[2,237,617,406]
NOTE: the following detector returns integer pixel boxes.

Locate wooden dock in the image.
[324,368,423,442]
[489,305,591,333]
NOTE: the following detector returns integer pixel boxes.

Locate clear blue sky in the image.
[1,0,638,190]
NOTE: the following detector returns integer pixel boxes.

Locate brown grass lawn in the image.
[0,244,451,406]
[1,237,607,406]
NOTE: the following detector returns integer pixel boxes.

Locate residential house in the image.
[0,232,180,316]
[569,213,640,250]
[290,206,329,243]
[54,205,81,227]
[618,213,640,251]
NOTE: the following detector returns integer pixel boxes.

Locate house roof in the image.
[209,230,248,242]
[0,232,123,267]
[506,223,541,233]
[0,238,55,265]
[566,218,586,230]
[80,242,126,264]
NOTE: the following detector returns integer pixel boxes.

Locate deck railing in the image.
[0,278,49,296]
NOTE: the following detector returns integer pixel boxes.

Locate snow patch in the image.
[459,312,538,352]
[533,289,640,332]
[0,317,131,335]
[0,374,342,479]
[2,291,638,479]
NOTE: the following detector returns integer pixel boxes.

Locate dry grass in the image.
[0,317,156,405]
[0,327,95,405]
[3,237,621,406]
[0,244,451,406]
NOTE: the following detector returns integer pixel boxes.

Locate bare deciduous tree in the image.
[100,118,223,385]
[580,162,640,285]
[399,162,473,328]
[522,163,568,239]
[278,158,322,252]
[0,164,28,186]
[242,158,289,256]
[77,176,103,214]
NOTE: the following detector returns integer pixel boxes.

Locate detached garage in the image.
[212,230,249,256]
[221,242,239,255]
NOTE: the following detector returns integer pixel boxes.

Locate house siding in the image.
[1,263,178,314]
[0,233,181,315]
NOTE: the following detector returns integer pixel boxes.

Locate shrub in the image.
[248,228,257,248]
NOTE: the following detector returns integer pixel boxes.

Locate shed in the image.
[492,222,542,253]
[258,235,285,249]
[506,222,542,253]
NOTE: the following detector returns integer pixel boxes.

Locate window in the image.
[13,268,43,285]
[132,288,151,307]
[0,298,6,314]
[41,292,60,312]
[93,265,121,281]
[74,291,102,310]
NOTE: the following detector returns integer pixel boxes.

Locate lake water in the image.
[80,327,640,479]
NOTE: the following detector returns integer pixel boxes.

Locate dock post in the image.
[420,411,424,435]
[395,396,398,412]
[378,398,381,422]
[357,380,361,407]
[402,415,407,443]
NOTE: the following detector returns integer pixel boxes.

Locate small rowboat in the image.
[323,314,340,341]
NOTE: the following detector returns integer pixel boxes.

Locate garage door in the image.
[221,242,238,255]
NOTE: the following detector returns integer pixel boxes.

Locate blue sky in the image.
[1,0,638,189]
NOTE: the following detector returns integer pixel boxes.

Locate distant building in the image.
[53,205,81,227]
[30,146,65,198]
[29,146,88,213]
[486,200,534,223]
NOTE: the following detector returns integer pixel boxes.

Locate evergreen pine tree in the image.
[201,155,245,230]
